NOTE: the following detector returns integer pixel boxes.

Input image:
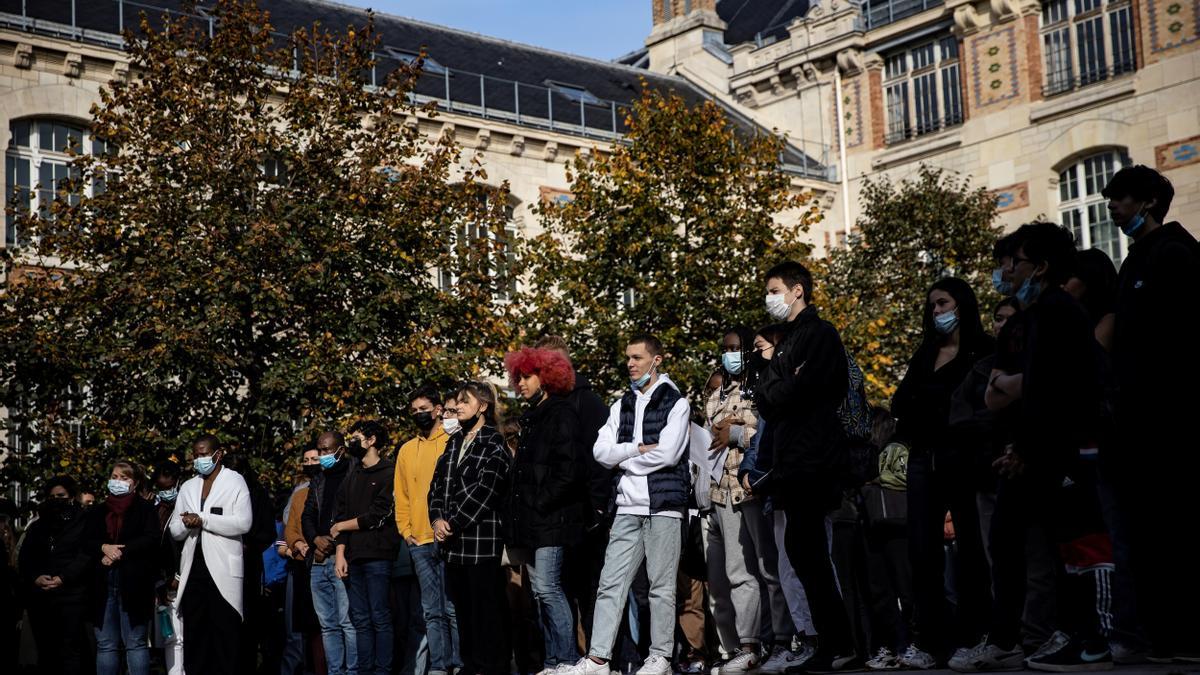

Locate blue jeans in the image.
[95,573,150,675]
[347,559,394,675]
[410,542,461,672]
[528,546,577,666]
[311,559,357,675]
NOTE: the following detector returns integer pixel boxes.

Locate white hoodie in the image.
[593,374,691,518]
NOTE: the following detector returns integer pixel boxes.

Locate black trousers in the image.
[988,468,1111,650]
[906,451,991,655]
[863,521,913,653]
[28,595,88,675]
[181,545,243,675]
[445,561,511,675]
[566,523,609,652]
[782,499,855,656]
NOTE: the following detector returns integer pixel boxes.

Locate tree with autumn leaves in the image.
[518,87,819,401]
[0,0,517,485]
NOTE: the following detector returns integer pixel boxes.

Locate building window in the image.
[6,118,106,246]
[882,37,963,145]
[438,195,518,302]
[545,81,603,106]
[1058,150,1129,264]
[862,0,944,30]
[1041,0,1135,97]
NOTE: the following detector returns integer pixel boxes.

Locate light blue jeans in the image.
[588,514,682,660]
[95,572,150,675]
[311,558,358,675]
[528,546,578,666]
[410,542,461,673]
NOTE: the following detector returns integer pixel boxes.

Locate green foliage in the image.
[0,0,517,488]
[518,87,820,402]
[820,164,1001,403]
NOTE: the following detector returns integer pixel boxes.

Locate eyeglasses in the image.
[442,408,458,417]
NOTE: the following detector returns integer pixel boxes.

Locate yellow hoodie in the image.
[394,426,449,545]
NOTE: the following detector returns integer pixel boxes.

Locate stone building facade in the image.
[644,0,1200,262]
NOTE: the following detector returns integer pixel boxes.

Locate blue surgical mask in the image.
[992,268,1013,295]
[156,487,178,503]
[193,456,217,476]
[1121,209,1146,237]
[933,311,959,335]
[318,453,338,470]
[1016,277,1042,306]
[721,352,744,375]
[631,367,654,390]
[107,479,131,496]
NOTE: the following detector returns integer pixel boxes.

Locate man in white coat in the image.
[169,433,252,674]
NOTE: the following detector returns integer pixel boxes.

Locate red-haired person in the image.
[504,346,587,672]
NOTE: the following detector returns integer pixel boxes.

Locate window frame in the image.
[1057,149,1130,264]
[6,118,103,246]
[437,193,519,303]
[881,36,963,145]
[1040,0,1136,97]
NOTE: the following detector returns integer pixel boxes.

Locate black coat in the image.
[333,458,401,563]
[18,503,91,604]
[567,374,617,523]
[508,396,586,549]
[755,305,848,509]
[83,496,161,627]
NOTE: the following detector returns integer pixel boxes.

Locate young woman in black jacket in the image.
[428,381,513,675]
[85,460,161,675]
[18,475,92,675]
[504,346,585,672]
[890,277,994,668]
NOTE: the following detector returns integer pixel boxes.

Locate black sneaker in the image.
[784,652,864,674]
[1025,637,1112,672]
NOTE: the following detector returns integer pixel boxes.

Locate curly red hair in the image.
[504,346,576,397]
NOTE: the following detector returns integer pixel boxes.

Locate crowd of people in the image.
[1,163,1197,675]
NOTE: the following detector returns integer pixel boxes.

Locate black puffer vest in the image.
[615,382,690,513]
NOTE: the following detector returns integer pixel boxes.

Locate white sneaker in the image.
[556,665,579,674]
[719,649,761,675]
[636,655,672,675]
[899,644,937,670]
[561,657,611,675]
[948,641,1024,672]
[760,646,812,674]
[1026,631,1071,665]
[865,647,901,671]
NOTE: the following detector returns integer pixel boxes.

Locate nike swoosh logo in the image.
[1081,650,1110,662]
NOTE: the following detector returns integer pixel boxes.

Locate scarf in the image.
[105,494,135,543]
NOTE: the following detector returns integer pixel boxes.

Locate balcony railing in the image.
[862,0,944,31]
[1042,52,1136,98]
[884,111,963,145]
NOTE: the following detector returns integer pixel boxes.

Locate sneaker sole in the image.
[1026,662,1113,673]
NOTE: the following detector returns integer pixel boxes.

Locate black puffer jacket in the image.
[507,396,586,549]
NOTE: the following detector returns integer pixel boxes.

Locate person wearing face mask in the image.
[150,461,187,675]
[503,346,586,674]
[956,222,1111,673]
[754,261,860,672]
[563,334,692,675]
[395,385,461,675]
[329,420,401,675]
[280,446,326,675]
[19,476,91,675]
[704,326,791,674]
[302,431,358,675]
[169,434,253,675]
[1102,166,1200,664]
[891,277,995,670]
[428,381,513,675]
[84,460,160,675]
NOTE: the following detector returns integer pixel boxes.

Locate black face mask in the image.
[347,438,367,459]
[413,411,436,432]
[302,464,322,478]
[39,498,73,519]
[459,413,481,433]
[747,350,768,374]
[528,390,546,407]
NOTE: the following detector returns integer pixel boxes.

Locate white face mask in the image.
[442,417,461,434]
[765,292,793,320]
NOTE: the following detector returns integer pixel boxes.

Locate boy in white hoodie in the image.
[564,334,691,675]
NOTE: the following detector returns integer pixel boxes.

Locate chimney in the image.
[646,0,726,73]
[652,0,719,27]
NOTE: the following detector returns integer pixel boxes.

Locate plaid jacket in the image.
[427,425,512,565]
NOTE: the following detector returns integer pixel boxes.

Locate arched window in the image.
[1057,149,1129,263]
[5,118,108,246]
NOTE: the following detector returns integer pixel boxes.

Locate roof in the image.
[719,0,810,45]
[0,0,828,179]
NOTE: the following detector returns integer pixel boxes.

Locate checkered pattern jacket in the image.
[427,425,512,565]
